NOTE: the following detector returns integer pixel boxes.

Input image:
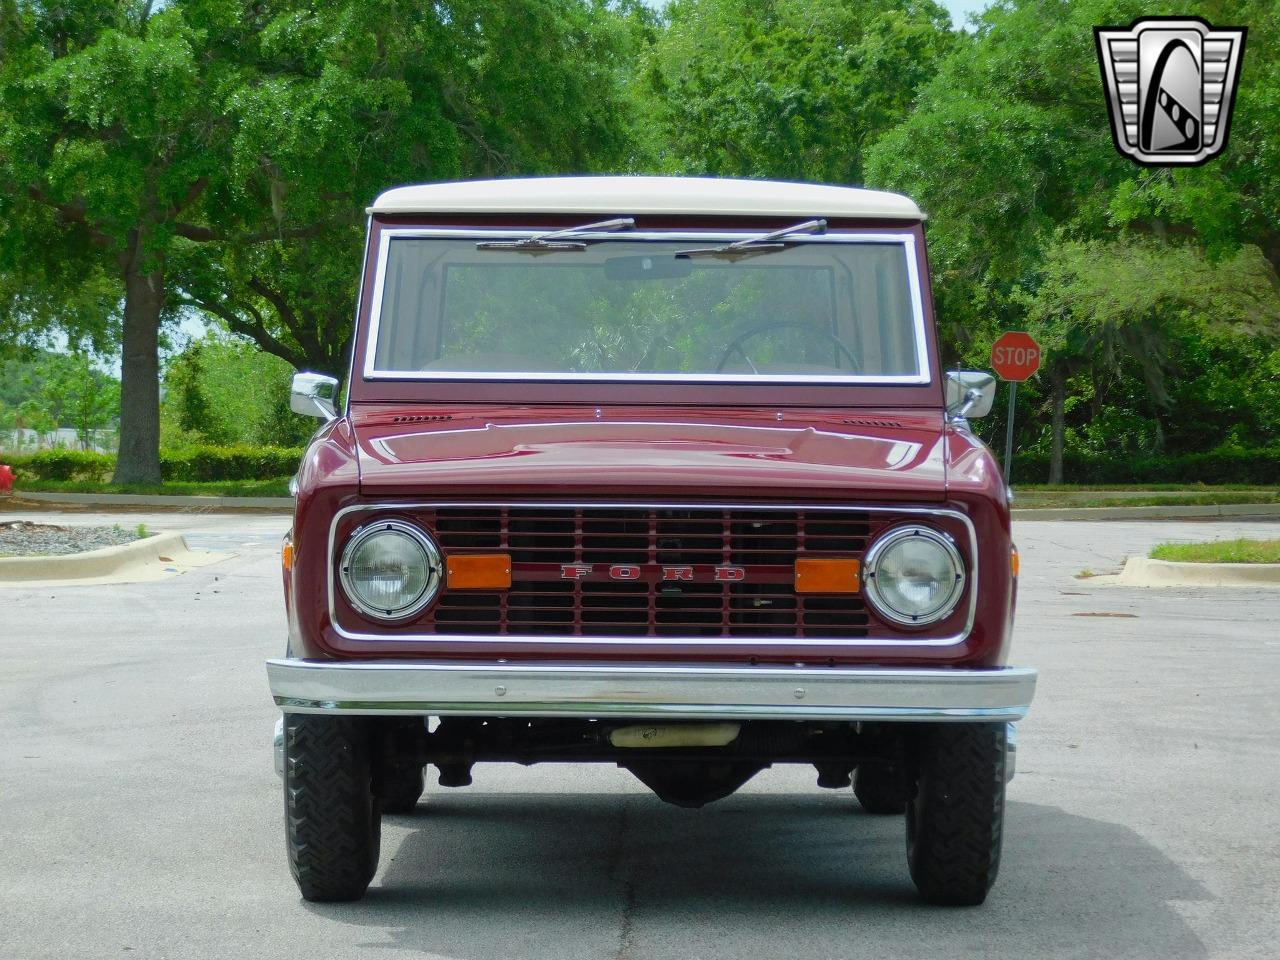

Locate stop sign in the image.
[990,331,1042,382]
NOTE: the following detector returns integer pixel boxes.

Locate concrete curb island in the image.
[0,531,186,581]
[10,490,293,510]
[1102,555,1280,588]
[0,531,233,586]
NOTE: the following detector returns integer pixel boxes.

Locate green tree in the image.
[1105,0,1280,273]
[177,229,364,379]
[863,0,1140,364]
[0,2,248,481]
[165,342,224,443]
[161,331,315,447]
[864,0,1280,477]
[645,0,955,182]
[1019,239,1280,481]
[36,352,120,449]
[3,1,650,483]
[16,398,56,447]
[1160,324,1280,452]
[0,398,17,450]
[866,0,1280,302]
[177,0,648,379]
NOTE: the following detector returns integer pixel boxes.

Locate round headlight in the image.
[863,525,965,627]
[340,520,442,621]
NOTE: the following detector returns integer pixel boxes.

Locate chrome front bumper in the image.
[266,659,1036,723]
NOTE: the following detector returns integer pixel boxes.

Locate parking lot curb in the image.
[8,490,293,511]
[1013,503,1280,521]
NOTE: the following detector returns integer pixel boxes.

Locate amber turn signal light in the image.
[447,554,512,589]
[794,557,861,594]
[281,539,294,572]
[1011,545,1020,578]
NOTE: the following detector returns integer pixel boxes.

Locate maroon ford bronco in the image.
[268,176,1037,905]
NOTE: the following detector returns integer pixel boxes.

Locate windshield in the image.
[367,233,928,383]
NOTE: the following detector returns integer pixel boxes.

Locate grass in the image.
[12,478,291,498]
[1150,538,1280,564]
[1019,483,1276,492]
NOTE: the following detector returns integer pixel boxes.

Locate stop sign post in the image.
[990,332,1042,485]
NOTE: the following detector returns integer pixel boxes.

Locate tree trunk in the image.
[112,235,165,485]
[1048,369,1066,485]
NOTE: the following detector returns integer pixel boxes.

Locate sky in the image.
[943,0,991,27]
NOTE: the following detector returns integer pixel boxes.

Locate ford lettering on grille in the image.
[561,563,747,582]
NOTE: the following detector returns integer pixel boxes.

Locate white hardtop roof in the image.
[369,176,924,221]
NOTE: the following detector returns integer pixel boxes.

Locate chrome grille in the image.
[420,506,874,638]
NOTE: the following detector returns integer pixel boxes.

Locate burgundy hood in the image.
[351,406,947,501]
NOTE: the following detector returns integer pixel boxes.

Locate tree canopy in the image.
[1,1,246,480]
[1,0,646,477]
[2,0,1278,484]
[863,0,1280,477]
[643,0,955,181]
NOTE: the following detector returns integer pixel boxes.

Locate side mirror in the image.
[944,370,997,421]
[290,372,339,421]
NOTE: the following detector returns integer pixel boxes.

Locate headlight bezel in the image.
[338,519,442,622]
[862,524,966,628]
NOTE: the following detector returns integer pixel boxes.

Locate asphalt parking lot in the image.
[1,511,1278,960]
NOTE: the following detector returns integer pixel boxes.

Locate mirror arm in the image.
[311,396,337,422]
[951,387,983,421]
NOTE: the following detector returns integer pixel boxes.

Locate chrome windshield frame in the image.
[361,229,931,385]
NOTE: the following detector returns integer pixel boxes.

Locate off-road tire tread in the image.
[854,765,908,815]
[284,715,380,902]
[906,723,1005,906]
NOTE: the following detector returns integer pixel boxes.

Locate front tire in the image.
[906,723,1006,906]
[284,714,381,902]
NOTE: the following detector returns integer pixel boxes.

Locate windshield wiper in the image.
[476,217,635,254]
[675,218,827,260]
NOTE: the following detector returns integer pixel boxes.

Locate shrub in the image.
[0,445,303,482]
[1015,448,1280,485]
[159,445,305,481]
[0,449,113,481]
[5,443,1275,487]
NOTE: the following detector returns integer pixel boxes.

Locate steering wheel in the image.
[714,321,861,374]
